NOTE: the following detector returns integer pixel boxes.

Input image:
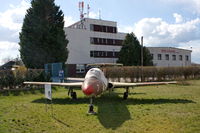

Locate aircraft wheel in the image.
[89,105,94,112]
[123,92,128,100]
[71,92,77,99]
[88,104,96,114]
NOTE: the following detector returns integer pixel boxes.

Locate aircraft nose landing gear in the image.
[88,97,96,115]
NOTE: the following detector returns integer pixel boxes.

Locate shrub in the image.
[0,67,50,90]
[103,66,200,82]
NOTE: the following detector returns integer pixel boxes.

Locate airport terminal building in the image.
[64,18,192,75]
[64,18,126,76]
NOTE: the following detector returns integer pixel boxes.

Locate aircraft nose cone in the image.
[82,84,94,96]
[82,78,98,96]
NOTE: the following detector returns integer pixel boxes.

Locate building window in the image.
[97,51,100,56]
[186,55,189,61]
[90,24,94,31]
[151,54,154,59]
[103,38,107,44]
[158,54,162,60]
[113,39,116,45]
[116,40,123,45]
[165,54,169,60]
[90,38,94,44]
[107,39,112,45]
[179,55,183,61]
[90,24,117,33]
[112,50,115,57]
[102,26,107,32]
[90,37,123,46]
[76,64,85,73]
[172,55,176,60]
[97,38,100,44]
[90,51,94,57]
[90,51,119,58]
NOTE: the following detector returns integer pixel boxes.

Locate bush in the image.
[103,66,200,82]
[0,67,50,90]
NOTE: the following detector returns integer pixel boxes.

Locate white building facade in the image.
[148,47,192,67]
[64,18,126,76]
[65,18,126,64]
[64,18,192,75]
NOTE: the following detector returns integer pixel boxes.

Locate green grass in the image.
[0,80,200,133]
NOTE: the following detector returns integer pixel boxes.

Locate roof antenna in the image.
[87,0,90,18]
[79,1,84,20]
[79,1,85,29]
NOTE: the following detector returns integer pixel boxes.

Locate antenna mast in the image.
[79,1,85,29]
[79,1,84,20]
[87,4,90,18]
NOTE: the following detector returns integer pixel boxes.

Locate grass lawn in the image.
[0,80,200,133]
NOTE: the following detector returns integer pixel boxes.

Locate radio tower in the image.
[79,1,84,20]
[79,1,85,29]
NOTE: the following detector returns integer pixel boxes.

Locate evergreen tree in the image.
[143,46,153,66]
[117,33,153,66]
[19,0,68,68]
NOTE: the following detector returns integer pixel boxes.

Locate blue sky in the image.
[0,0,200,64]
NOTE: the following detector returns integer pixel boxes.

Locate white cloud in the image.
[0,0,78,65]
[64,16,76,27]
[164,0,200,14]
[0,0,30,31]
[181,0,200,14]
[0,41,19,50]
[118,25,134,33]
[0,0,30,65]
[89,11,98,19]
[173,13,183,23]
[0,41,19,65]
[119,13,200,63]
[134,16,200,46]
[178,40,200,63]
[133,14,200,63]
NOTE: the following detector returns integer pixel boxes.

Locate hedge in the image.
[102,66,200,82]
[0,66,50,90]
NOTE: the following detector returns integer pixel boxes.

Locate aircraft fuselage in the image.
[81,68,108,97]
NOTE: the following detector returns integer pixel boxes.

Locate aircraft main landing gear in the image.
[123,87,129,100]
[71,92,77,99]
[68,88,77,100]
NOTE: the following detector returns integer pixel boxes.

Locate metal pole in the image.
[51,100,53,117]
[141,36,143,82]
[113,49,115,63]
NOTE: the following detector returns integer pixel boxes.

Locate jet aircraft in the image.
[24,68,176,114]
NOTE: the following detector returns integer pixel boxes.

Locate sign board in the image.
[45,84,52,100]
[59,70,64,82]
[161,49,178,53]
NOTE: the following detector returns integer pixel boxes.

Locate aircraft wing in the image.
[24,82,83,87]
[133,81,177,86]
[111,81,177,88]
